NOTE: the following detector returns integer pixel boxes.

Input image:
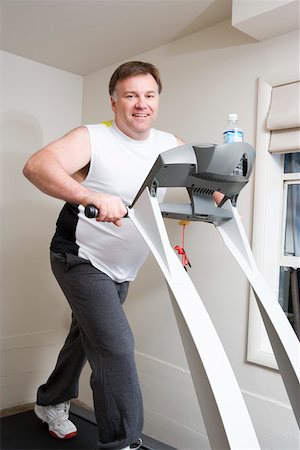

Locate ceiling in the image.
[0,0,232,76]
[1,0,298,77]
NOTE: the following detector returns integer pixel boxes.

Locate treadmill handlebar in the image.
[132,142,255,206]
[84,205,99,218]
[84,142,255,225]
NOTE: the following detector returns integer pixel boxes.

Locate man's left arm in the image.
[176,136,185,146]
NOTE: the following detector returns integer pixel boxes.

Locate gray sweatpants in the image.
[37,251,143,449]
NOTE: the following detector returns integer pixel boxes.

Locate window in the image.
[279,153,300,338]
[247,79,300,369]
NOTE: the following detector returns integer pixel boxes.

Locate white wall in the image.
[81,22,299,449]
[1,17,298,450]
[0,50,83,409]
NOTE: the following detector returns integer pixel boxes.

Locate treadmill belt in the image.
[1,409,98,449]
[0,409,176,450]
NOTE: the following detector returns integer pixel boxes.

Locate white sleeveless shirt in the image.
[70,121,177,282]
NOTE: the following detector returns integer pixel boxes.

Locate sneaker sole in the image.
[49,430,77,439]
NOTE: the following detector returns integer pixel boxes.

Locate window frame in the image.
[281,179,300,267]
[247,78,300,369]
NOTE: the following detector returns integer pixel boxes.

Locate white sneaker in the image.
[34,401,77,439]
[120,437,143,449]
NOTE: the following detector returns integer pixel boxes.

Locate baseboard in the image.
[0,402,34,418]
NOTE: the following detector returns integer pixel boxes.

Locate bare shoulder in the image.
[66,125,89,136]
[60,125,90,145]
[175,135,186,146]
[51,126,91,173]
[26,125,91,175]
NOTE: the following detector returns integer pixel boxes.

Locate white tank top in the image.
[73,121,177,282]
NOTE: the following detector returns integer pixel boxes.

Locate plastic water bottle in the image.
[223,113,244,176]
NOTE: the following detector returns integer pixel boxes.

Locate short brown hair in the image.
[109,61,162,97]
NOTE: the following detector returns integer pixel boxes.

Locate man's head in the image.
[109,61,162,140]
[109,61,162,98]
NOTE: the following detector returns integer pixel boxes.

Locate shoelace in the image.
[50,403,69,425]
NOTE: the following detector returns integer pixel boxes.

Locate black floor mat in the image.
[0,409,176,450]
[0,410,98,449]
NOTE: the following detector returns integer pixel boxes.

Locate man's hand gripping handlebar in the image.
[83,192,128,227]
[84,204,129,224]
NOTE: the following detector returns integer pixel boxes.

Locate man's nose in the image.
[135,96,147,108]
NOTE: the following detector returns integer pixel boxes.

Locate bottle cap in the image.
[228,113,237,121]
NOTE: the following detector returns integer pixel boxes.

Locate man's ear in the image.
[110,96,116,112]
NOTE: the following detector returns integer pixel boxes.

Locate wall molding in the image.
[1,330,66,351]
[1,330,67,410]
[134,351,298,449]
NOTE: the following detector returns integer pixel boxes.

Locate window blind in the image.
[266,80,300,153]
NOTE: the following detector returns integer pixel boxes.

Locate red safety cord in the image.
[174,221,191,271]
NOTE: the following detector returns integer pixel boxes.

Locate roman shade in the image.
[266,80,300,153]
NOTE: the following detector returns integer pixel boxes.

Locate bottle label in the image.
[223,129,243,143]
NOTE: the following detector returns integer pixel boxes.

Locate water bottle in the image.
[223,113,244,176]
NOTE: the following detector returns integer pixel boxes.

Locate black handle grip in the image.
[84,204,129,219]
[84,205,99,218]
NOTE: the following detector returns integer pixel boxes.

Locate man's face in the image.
[111,73,160,140]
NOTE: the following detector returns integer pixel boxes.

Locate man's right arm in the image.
[23,126,93,204]
[23,126,127,226]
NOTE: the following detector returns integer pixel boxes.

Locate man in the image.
[23,61,184,450]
